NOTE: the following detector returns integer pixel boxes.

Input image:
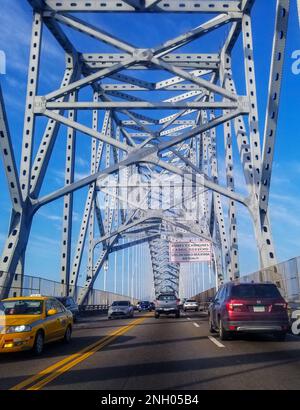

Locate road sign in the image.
[169,240,211,263]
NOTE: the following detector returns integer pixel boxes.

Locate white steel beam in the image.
[0,86,22,213]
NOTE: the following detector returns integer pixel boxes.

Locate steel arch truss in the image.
[0,0,291,301]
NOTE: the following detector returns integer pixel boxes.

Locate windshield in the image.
[112,301,130,306]
[157,295,176,301]
[186,300,197,303]
[231,284,281,299]
[0,300,43,315]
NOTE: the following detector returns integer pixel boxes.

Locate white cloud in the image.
[76,156,90,168]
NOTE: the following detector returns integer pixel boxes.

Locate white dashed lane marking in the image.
[208,336,225,348]
[193,322,200,328]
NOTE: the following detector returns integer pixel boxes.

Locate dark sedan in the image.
[56,296,79,322]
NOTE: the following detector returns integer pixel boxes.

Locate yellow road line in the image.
[11,314,150,391]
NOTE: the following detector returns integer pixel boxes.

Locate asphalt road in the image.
[1,311,300,390]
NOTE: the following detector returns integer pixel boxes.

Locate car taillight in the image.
[226,301,246,312]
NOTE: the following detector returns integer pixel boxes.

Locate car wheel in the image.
[155,312,160,319]
[209,317,216,333]
[64,325,72,344]
[274,332,287,341]
[33,331,44,356]
[175,311,180,318]
[219,318,230,341]
[73,315,77,323]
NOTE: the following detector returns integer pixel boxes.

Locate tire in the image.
[64,325,72,344]
[274,332,287,342]
[175,311,180,318]
[155,312,160,319]
[209,317,216,334]
[33,331,44,356]
[219,318,230,341]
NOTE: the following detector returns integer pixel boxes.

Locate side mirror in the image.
[47,308,58,316]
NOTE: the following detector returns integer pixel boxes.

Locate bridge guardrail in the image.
[0,271,137,308]
[193,256,300,329]
[78,304,109,316]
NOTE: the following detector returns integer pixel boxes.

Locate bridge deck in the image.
[1,312,300,390]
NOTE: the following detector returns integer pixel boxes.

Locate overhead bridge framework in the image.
[0,0,293,303]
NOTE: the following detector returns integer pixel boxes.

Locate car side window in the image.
[52,300,64,313]
[223,286,229,300]
[218,287,225,302]
[46,299,57,313]
[45,300,54,313]
[214,290,220,302]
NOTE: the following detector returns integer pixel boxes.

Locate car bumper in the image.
[0,333,35,353]
[156,308,178,314]
[224,320,290,333]
[108,311,130,318]
[184,306,198,310]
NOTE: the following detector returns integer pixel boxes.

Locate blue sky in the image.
[0,0,299,295]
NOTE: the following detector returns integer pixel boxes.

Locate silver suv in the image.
[108,301,134,319]
[183,299,199,312]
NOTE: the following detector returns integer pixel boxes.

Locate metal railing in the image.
[0,271,137,306]
[193,256,300,305]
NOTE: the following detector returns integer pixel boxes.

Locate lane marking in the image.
[11,314,150,391]
[208,336,225,348]
[193,322,200,328]
[187,317,191,321]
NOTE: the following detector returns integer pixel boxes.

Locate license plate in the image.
[253,306,265,312]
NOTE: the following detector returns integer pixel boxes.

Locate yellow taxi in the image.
[0,295,73,355]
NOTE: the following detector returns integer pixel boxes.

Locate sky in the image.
[0,0,299,297]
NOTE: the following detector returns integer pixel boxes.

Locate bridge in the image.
[0,0,300,392]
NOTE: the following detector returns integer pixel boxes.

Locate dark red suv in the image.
[208,282,289,341]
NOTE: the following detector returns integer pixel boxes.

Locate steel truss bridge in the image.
[0,0,294,304]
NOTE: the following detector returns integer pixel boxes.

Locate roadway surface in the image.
[1,311,300,390]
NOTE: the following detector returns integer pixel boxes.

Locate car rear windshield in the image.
[231,284,281,299]
[112,301,130,306]
[0,300,43,315]
[186,300,197,303]
[141,301,149,304]
[157,295,176,301]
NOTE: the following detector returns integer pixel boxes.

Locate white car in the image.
[108,301,134,319]
[183,299,199,312]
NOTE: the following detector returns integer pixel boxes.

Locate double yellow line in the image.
[11,314,149,391]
